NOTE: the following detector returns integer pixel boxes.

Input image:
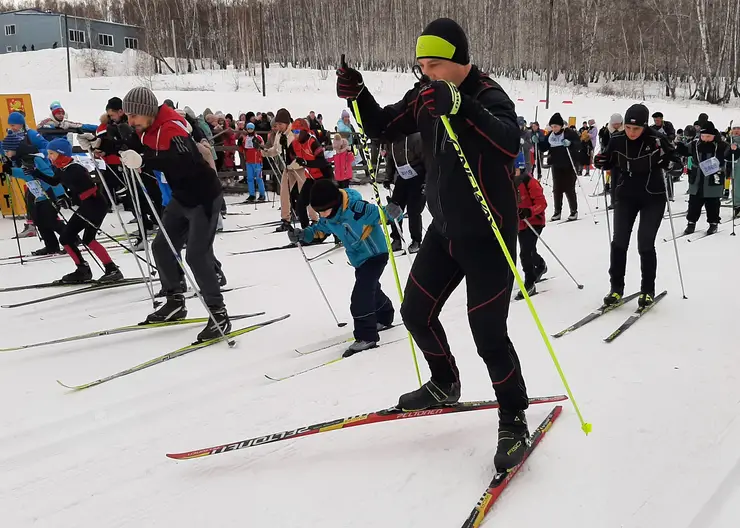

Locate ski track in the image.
[2,70,740,526]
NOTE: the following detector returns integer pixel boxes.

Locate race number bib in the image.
[699,156,720,176]
[25,179,47,200]
[396,163,418,180]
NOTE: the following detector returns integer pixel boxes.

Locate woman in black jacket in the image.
[595,104,677,309]
[538,112,581,221]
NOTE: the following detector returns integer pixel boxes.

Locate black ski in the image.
[603,290,668,343]
[229,243,299,256]
[2,277,156,309]
[552,291,641,338]
[663,232,689,243]
[219,220,283,234]
[307,243,344,262]
[687,230,718,242]
[0,278,100,293]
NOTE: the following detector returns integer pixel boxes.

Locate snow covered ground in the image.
[2,48,740,528]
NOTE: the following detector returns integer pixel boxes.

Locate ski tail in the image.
[461,406,563,527]
[604,290,668,343]
[552,291,640,338]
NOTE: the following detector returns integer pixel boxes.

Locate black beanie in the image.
[700,121,718,137]
[310,179,342,212]
[652,111,663,119]
[548,112,564,127]
[416,18,470,65]
[106,97,123,111]
[698,112,709,125]
[624,104,649,127]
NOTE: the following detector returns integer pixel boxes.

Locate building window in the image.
[68,29,85,43]
[4,24,15,36]
[98,34,114,47]
[124,37,138,50]
[6,46,11,52]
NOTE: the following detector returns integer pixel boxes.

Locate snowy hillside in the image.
[1,49,740,528]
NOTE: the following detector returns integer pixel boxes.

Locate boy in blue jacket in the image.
[1,133,67,255]
[288,179,401,357]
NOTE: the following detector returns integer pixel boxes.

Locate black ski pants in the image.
[59,196,108,263]
[518,225,546,287]
[152,195,225,308]
[400,223,529,412]
[609,193,666,294]
[389,176,425,244]
[30,197,64,251]
[552,166,578,216]
[687,194,721,225]
[351,253,394,342]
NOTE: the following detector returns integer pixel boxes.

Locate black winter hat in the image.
[548,113,564,127]
[310,179,342,212]
[106,97,123,111]
[652,111,663,119]
[416,18,470,65]
[700,121,718,137]
[698,112,709,125]
[624,104,649,127]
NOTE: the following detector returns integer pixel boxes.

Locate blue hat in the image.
[2,133,23,153]
[47,138,73,157]
[7,112,25,126]
[246,122,255,130]
[50,100,63,111]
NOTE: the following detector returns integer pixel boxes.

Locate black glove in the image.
[383,178,393,190]
[288,227,304,244]
[420,80,462,118]
[336,54,364,100]
[518,207,533,219]
[295,157,307,167]
[55,194,72,210]
[594,153,608,169]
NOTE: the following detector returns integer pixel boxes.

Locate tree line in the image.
[6,0,740,104]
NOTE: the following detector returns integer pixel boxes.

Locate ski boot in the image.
[567,211,578,221]
[550,212,562,222]
[145,293,187,323]
[32,247,61,256]
[98,262,124,284]
[637,292,655,310]
[13,223,37,239]
[376,322,394,332]
[197,307,232,342]
[60,262,93,284]
[246,195,256,203]
[397,379,461,411]
[534,262,548,283]
[734,207,740,219]
[343,340,377,358]
[707,223,718,235]
[390,238,403,252]
[275,220,291,233]
[683,222,696,235]
[514,283,536,301]
[603,289,624,307]
[408,241,421,254]
[257,195,267,202]
[494,409,530,473]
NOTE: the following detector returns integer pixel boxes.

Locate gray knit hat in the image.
[123,87,159,117]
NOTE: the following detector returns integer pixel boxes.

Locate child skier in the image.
[287,179,402,357]
[726,122,740,219]
[514,152,548,300]
[37,138,123,283]
[241,122,266,202]
[331,133,354,188]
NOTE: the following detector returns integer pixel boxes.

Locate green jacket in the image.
[678,138,726,198]
[725,136,740,203]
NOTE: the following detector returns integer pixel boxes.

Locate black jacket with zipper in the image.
[352,65,519,240]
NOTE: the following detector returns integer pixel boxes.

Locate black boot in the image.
[408,241,421,254]
[514,283,536,301]
[637,292,655,309]
[60,262,93,284]
[683,222,696,235]
[391,238,403,252]
[197,307,232,342]
[275,220,291,233]
[707,223,718,235]
[603,289,624,306]
[98,262,124,283]
[397,379,461,411]
[494,409,530,473]
[534,262,548,283]
[145,294,187,323]
[32,246,61,256]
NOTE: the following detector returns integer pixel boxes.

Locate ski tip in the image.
[56,379,76,390]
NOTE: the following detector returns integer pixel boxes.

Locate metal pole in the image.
[259,4,266,97]
[545,0,554,110]
[663,171,688,299]
[171,19,178,75]
[523,219,583,289]
[5,174,24,264]
[122,165,158,304]
[601,169,612,242]
[64,14,71,93]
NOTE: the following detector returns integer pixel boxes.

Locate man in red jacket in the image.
[113,87,229,342]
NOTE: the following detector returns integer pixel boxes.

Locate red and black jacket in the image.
[289,134,333,180]
[33,158,98,205]
[353,65,520,240]
[515,173,547,231]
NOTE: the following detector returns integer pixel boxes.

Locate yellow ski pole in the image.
[351,99,422,387]
[440,114,591,435]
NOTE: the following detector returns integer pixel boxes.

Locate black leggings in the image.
[389,175,426,244]
[518,225,545,286]
[687,194,721,225]
[400,223,529,412]
[552,166,578,215]
[609,193,666,294]
[59,196,108,247]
